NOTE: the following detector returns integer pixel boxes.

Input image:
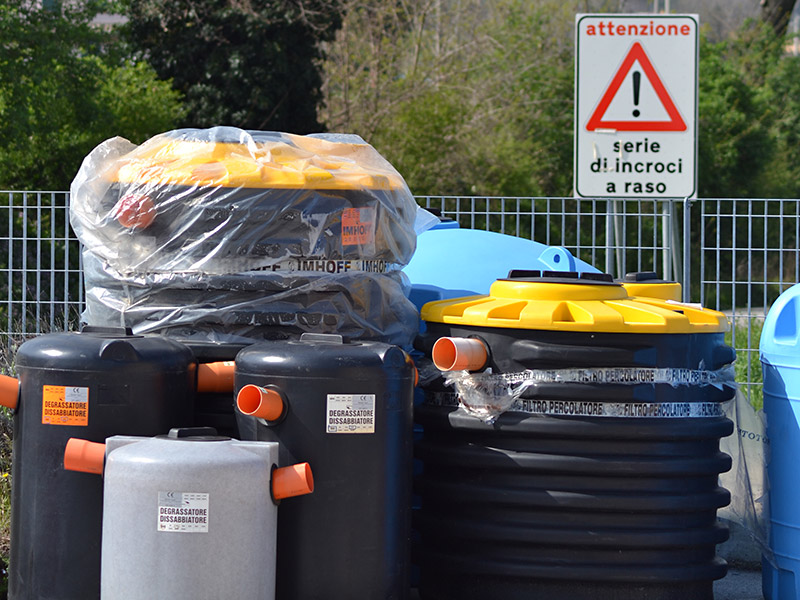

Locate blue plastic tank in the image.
[761,283,800,600]
[403,227,600,310]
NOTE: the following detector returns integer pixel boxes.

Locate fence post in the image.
[682,197,692,303]
[661,202,671,280]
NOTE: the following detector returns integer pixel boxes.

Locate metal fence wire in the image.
[0,192,83,350]
[2,191,796,404]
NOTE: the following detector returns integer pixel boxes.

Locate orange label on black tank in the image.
[342,207,375,246]
[42,385,89,426]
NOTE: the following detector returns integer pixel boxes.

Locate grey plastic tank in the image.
[64,427,313,600]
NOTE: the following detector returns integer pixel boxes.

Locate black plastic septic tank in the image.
[9,327,196,600]
[234,332,415,600]
[182,341,246,437]
[414,271,737,600]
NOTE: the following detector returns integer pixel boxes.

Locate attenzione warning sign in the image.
[574,14,698,198]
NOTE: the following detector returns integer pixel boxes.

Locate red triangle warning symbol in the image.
[586,42,686,132]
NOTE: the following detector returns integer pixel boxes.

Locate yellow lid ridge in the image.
[422,274,728,334]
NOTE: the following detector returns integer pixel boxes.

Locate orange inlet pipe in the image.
[237,385,284,421]
[114,194,157,230]
[432,337,488,372]
[272,463,314,500]
[63,438,106,475]
[197,361,236,393]
[0,375,19,410]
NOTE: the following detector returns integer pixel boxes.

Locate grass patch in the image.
[725,316,764,411]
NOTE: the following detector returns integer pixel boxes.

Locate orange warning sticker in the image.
[342,207,375,246]
[42,385,89,426]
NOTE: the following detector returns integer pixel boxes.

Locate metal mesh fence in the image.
[0,192,83,357]
[2,191,796,402]
[417,196,686,287]
[692,198,800,406]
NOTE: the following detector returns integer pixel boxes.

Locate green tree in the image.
[0,2,184,338]
[120,0,342,133]
[696,28,775,198]
[0,3,185,190]
[323,5,800,202]
[320,0,577,197]
[760,0,798,37]
[695,20,800,198]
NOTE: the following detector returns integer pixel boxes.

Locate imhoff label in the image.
[157,492,209,533]
[341,207,376,246]
[326,394,376,434]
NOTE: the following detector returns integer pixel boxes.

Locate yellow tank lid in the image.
[110,132,407,191]
[421,272,728,334]
[619,271,682,302]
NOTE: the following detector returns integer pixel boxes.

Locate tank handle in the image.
[272,463,314,501]
[237,385,285,421]
[0,375,19,410]
[63,438,106,475]
[196,361,236,393]
[432,337,488,372]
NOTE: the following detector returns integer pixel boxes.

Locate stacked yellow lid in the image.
[421,273,728,334]
[111,136,406,191]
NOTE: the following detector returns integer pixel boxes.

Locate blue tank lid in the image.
[402,228,600,310]
[761,283,800,367]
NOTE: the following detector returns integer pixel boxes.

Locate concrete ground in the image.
[714,568,762,600]
[716,519,765,599]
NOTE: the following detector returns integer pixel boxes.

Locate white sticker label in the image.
[326,394,376,434]
[64,387,89,403]
[424,392,725,418]
[157,492,209,533]
[248,258,390,274]
[516,399,725,418]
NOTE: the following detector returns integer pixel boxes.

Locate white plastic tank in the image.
[64,427,313,600]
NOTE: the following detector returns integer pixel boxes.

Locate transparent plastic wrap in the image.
[82,254,419,348]
[71,128,422,348]
[440,365,737,423]
[718,389,770,558]
[70,128,419,274]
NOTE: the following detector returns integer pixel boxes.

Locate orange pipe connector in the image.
[114,194,157,230]
[197,361,236,394]
[237,385,284,421]
[432,337,489,372]
[0,375,19,410]
[272,462,314,501]
[64,438,106,475]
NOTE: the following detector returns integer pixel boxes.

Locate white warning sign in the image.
[326,394,376,434]
[574,13,698,198]
[157,492,209,533]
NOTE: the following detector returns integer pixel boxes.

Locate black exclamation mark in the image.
[632,71,641,118]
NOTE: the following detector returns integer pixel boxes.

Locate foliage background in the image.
[321,0,800,199]
[0,3,184,190]
[2,0,800,198]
